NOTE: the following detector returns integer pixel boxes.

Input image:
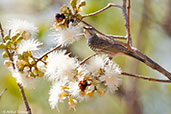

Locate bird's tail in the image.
[125,48,171,80]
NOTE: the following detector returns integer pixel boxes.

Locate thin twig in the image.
[130,48,171,79]
[80,53,97,65]
[122,0,132,47]
[0,88,7,99]
[76,17,127,40]
[37,44,62,61]
[82,3,122,19]
[80,1,132,42]
[8,29,11,37]
[82,19,171,79]
[79,53,171,83]
[122,0,128,36]
[0,22,15,68]
[28,45,62,68]
[80,1,171,80]
[127,0,132,46]
[0,22,32,114]
[0,23,15,69]
[121,72,171,83]
[0,23,4,39]
[18,84,31,114]
[105,34,127,40]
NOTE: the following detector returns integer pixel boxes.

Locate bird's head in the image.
[83,26,96,39]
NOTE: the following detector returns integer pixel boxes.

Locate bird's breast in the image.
[87,34,104,52]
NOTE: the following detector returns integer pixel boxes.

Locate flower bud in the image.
[97,89,105,97]
[4,60,12,67]
[0,42,6,49]
[87,90,94,98]
[16,36,23,43]
[68,97,77,109]
[2,51,8,58]
[4,35,10,41]
[59,92,68,98]
[37,71,44,77]
[5,40,11,48]
[11,32,20,41]
[23,32,31,40]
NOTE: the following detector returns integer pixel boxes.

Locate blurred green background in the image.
[0,0,171,114]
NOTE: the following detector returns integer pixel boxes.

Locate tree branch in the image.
[130,48,171,80]
[122,0,132,47]
[37,45,62,61]
[77,4,127,40]
[127,0,132,46]
[121,72,171,83]
[78,54,171,83]
[80,53,97,65]
[0,22,32,114]
[31,44,62,67]
[82,3,122,19]
[0,23,4,39]
[80,1,133,43]
[0,23,15,69]
[80,0,171,80]
[77,17,127,40]
[82,18,171,80]
[18,84,31,114]
[0,88,7,99]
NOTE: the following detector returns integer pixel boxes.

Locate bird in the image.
[83,26,171,79]
[83,26,145,62]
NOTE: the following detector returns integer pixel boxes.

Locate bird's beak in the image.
[83,28,91,39]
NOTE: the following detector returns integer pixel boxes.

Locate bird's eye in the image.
[83,26,93,30]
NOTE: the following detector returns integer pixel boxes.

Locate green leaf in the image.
[78,1,86,8]
[60,6,72,14]
[4,35,10,41]
[0,42,6,49]
[11,33,20,41]
[15,37,23,43]
[76,14,82,20]
[37,70,44,77]
[23,51,32,57]
[5,40,11,48]
[70,0,77,8]
[2,51,8,58]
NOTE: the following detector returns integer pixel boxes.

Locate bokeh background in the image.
[0,0,171,114]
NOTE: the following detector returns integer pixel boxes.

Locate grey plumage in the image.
[85,28,145,62]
